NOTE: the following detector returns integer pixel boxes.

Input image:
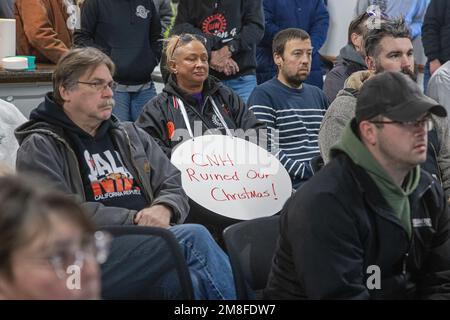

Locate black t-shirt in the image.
[67,123,149,211]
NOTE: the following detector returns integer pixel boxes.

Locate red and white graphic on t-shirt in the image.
[202,13,227,35]
[84,150,141,201]
[202,13,237,40]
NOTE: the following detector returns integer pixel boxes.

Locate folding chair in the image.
[222,215,280,299]
[100,225,194,300]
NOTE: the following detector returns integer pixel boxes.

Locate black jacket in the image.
[136,75,265,157]
[171,0,264,80]
[74,0,162,85]
[265,152,450,299]
[422,0,450,64]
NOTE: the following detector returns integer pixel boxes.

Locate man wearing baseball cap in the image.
[264,71,450,299]
[319,18,450,204]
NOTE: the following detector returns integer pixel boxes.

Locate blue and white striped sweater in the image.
[248,78,328,187]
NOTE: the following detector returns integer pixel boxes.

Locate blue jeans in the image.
[171,224,236,300]
[101,224,236,300]
[113,82,157,122]
[222,75,257,104]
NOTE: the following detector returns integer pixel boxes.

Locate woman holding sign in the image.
[136,33,266,157]
[136,34,267,242]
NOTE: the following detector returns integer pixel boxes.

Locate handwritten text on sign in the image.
[171,135,292,220]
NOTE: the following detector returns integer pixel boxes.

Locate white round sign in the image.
[171,135,292,220]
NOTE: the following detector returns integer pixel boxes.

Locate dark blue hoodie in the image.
[74,0,162,85]
[30,93,149,211]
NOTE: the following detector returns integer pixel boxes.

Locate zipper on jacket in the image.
[401,180,432,289]
[201,94,210,115]
[183,95,213,130]
[402,252,409,275]
[52,134,87,200]
[121,127,154,205]
[430,142,442,185]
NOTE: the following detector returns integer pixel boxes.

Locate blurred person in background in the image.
[422,0,450,92]
[323,13,370,103]
[15,0,78,64]
[356,0,428,40]
[74,0,162,122]
[256,0,329,88]
[153,0,174,34]
[171,0,264,103]
[0,0,14,18]
[0,174,103,299]
[0,99,26,170]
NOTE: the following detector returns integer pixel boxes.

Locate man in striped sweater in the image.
[248,28,329,189]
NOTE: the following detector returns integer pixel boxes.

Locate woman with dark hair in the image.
[0,174,108,299]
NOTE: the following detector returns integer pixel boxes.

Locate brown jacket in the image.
[15,0,72,64]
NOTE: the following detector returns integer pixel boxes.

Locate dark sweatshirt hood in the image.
[336,44,366,67]
[16,92,117,143]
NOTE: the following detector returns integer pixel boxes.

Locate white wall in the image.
[320,0,359,57]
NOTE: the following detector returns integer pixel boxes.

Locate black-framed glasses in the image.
[45,231,112,279]
[77,80,117,92]
[170,34,208,60]
[369,114,433,131]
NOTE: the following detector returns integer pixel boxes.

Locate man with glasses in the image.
[265,71,450,299]
[319,18,450,202]
[14,47,236,300]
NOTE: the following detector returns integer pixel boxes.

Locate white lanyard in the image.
[174,96,233,138]
[174,97,194,138]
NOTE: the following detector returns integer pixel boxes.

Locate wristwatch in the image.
[228,42,237,54]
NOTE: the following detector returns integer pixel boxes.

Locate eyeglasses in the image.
[369,115,434,131]
[45,231,112,279]
[170,34,207,60]
[77,80,117,92]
